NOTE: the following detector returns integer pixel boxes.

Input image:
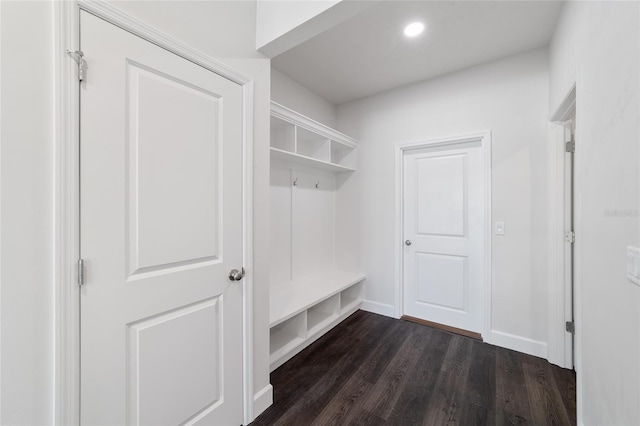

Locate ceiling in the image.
[272,1,564,105]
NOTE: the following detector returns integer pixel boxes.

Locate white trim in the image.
[0,2,3,422]
[360,299,398,318]
[550,83,577,122]
[252,384,273,418]
[394,131,492,341]
[55,2,81,424]
[490,330,548,359]
[271,101,358,149]
[241,79,256,425]
[55,2,256,424]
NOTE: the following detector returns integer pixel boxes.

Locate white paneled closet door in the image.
[79,12,244,425]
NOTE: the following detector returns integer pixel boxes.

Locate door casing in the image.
[394,132,492,341]
[54,2,255,424]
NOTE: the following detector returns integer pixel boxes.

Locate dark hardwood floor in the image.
[252,310,576,426]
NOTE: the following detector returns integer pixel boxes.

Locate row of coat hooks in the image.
[292,177,320,188]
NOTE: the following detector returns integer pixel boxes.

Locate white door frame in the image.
[548,78,582,424]
[394,131,492,341]
[547,83,577,370]
[54,2,255,424]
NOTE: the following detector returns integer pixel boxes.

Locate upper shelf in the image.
[270,148,355,173]
[271,101,358,149]
[271,101,359,172]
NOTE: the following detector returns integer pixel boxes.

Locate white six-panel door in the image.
[403,142,485,334]
[80,12,244,425]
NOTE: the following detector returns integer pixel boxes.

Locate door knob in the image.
[405,240,412,246]
[228,268,245,281]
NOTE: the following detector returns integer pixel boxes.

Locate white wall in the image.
[550,2,640,425]
[0,1,272,423]
[1,2,55,424]
[255,0,375,57]
[256,0,339,50]
[271,67,337,127]
[337,48,551,356]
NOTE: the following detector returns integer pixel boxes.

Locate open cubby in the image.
[296,126,331,162]
[331,140,356,169]
[307,295,339,336]
[270,115,295,153]
[269,311,306,364]
[340,281,364,313]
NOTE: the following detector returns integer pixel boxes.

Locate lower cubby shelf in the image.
[269,272,365,371]
[340,281,364,314]
[270,269,366,326]
[269,311,306,363]
[307,295,339,336]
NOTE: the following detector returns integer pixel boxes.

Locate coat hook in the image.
[293,177,298,186]
[316,181,320,188]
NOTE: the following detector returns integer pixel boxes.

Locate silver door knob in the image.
[405,240,412,246]
[228,268,245,281]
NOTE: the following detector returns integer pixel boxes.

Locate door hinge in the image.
[565,140,575,153]
[77,258,85,287]
[565,321,575,334]
[66,49,86,82]
[564,231,575,243]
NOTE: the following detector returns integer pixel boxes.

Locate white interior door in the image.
[80,12,244,425]
[403,142,485,334]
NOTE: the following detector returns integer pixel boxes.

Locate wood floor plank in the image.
[359,327,432,420]
[495,347,533,425]
[459,340,496,425]
[271,310,387,389]
[343,406,386,426]
[523,359,573,426]
[422,335,474,426]
[310,375,373,426]
[458,400,491,426]
[357,320,412,384]
[552,365,577,425]
[385,330,452,426]
[260,312,392,424]
[267,313,401,424]
[252,311,576,426]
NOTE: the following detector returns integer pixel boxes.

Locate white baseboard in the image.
[253,384,273,419]
[360,299,397,318]
[489,330,547,359]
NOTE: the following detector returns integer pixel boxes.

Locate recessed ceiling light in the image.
[404,22,425,38]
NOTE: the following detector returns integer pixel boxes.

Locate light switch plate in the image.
[627,246,640,286]
[495,221,505,235]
